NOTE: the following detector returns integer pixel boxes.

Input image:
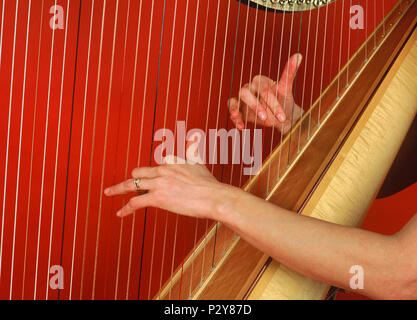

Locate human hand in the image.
[104,155,237,220]
[229,53,303,135]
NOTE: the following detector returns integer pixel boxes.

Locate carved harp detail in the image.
[247,0,338,12]
[0,0,416,300]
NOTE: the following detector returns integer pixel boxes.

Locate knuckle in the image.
[127,198,136,210]
[252,74,263,83]
[131,168,139,177]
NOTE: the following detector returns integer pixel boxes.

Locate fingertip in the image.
[104,188,111,196]
[258,111,267,121]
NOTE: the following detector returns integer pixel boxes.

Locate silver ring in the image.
[133,178,141,191]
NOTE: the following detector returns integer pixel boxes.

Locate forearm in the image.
[215,185,402,299]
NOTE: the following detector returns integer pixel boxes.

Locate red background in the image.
[0,0,409,300]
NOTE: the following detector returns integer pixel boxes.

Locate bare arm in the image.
[218,186,417,300]
[104,161,417,300]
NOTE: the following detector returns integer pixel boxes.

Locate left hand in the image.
[104,155,236,219]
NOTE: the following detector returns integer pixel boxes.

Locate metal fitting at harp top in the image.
[247,0,337,12]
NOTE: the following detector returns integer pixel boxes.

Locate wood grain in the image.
[249,29,417,300]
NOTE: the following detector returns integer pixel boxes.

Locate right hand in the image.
[228,53,303,135]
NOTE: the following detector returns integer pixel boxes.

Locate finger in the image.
[131,167,160,179]
[277,53,303,97]
[116,193,154,218]
[228,98,245,130]
[239,84,267,121]
[104,178,156,196]
[163,154,187,165]
[250,76,286,122]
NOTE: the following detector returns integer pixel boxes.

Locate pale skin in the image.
[104,54,417,300]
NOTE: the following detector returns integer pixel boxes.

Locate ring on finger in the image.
[133,178,141,191]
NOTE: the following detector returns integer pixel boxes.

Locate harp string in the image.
[113,0,131,300]
[167,0,192,300]
[178,0,202,298]
[266,2,290,193]
[22,0,45,300]
[9,0,31,300]
[91,0,119,298]
[208,0,234,272]
[46,0,70,300]
[346,0,353,87]
[0,0,19,289]
[0,0,4,70]
[138,0,168,299]
[125,0,143,300]
[286,7,304,166]
[307,5,321,139]
[80,0,108,299]
[182,0,203,300]
[318,3,330,126]
[34,0,58,299]
[186,0,211,299]
[152,0,179,301]
[337,0,345,99]
[276,4,298,179]
[69,0,95,300]
[296,1,314,156]
[198,0,223,291]
[374,0,377,49]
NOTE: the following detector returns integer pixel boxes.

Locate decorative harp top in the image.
[248,0,337,12]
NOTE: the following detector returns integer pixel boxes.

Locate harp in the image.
[0,0,416,300]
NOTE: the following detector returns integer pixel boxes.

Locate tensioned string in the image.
[266,2,290,193]
[21,0,45,299]
[176,0,212,299]
[337,0,345,99]
[176,0,204,298]
[286,7,305,166]
[167,0,192,301]
[210,0,246,289]
[9,0,31,300]
[208,0,234,270]
[276,4,298,180]
[0,0,19,287]
[91,0,119,299]
[137,0,168,300]
[296,1,314,156]
[318,3,330,126]
[113,0,131,300]
[46,0,70,300]
[346,0,353,86]
[238,1,261,188]
[0,0,4,70]
[58,0,82,301]
[248,1,271,179]
[177,0,204,300]
[154,0,179,300]
[34,0,57,299]
[80,0,107,299]
[198,0,225,290]
[124,0,143,300]
[69,0,95,299]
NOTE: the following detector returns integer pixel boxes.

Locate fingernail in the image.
[104,188,110,195]
[259,112,267,121]
[116,210,122,217]
[278,113,286,122]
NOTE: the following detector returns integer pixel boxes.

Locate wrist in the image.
[212,184,244,223]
